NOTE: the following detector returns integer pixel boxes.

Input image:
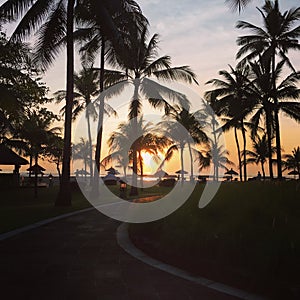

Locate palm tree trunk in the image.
[241,120,247,182]
[139,150,144,190]
[56,0,74,206]
[34,154,38,199]
[188,142,194,182]
[129,79,140,196]
[271,51,282,179]
[265,108,274,179]
[261,161,266,180]
[274,108,282,178]
[95,38,105,174]
[56,163,62,185]
[234,127,242,182]
[86,109,93,185]
[180,145,184,183]
[29,154,33,178]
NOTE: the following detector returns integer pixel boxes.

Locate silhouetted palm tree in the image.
[249,58,300,178]
[162,105,208,181]
[55,66,116,182]
[75,0,147,185]
[283,146,300,179]
[104,25,198,194]
[0,0,143,204]
[105,117,170,189]
[205,65,255,181]
[235,0,300,178]
[242,133,276,179]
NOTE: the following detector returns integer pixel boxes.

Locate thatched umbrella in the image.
[0,144,28,167]
[225,168,238,181]
[27,164,46,175]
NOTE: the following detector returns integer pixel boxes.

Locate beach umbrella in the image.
[154,170,169,178]
[0,144,28,165]
[288,170,299,179]
[74,169,90,176]
[175,169,188,174]
[27,164,46,175]
[225,168,238,181]
[225,168,238,176]
[288,170,299,175]
[106,167,120,175]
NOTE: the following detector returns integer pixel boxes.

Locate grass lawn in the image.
[129,181,300,299]
[0,186,92,234]
[0,183,171,234]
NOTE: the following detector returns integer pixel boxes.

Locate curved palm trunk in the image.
[234,127,242,182]
[271,52,282,179]
[241,120,247,182]
[261,161,266,180]
[29,154,33,178]
[188,142,194,182]
[129,79,140,196]
[265,107,274,179]
[86,108,93,185]
[94,38,106,194]
[274,108,282,178]
[56,0,74,206]
[34,153,38,199]
[180,145,184,184]
[138,150,144,190]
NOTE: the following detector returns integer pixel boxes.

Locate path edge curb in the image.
[0,207,94,241]
[116,223,266,300]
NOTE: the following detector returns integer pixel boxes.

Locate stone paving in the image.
[0,210,238,299]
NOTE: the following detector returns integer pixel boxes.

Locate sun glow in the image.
[140,151,161,174]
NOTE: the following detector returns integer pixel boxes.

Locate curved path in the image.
[0,210,238,299]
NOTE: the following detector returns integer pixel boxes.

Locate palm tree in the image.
[104,117,170,189]
[249,58,300,179]
[18,108,60,197]
[104,25,198,194]
[235,0,300,178]
[73,137,92,178]
[162,105,208,181]
[242,133,276,179]
[55,66,116,184]
[205,65,255,181]
[197,142,234,181]
[0,0,143,205]
[75,0,147,192]
[283,146,300,179]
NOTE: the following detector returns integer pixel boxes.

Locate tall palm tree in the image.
[242,133,276,179]
[205,65,255,181]
[55,66,116,183]
[73,137,92,177]
[75,0,147,190]
[105,117,170,189]
[283,146,300,179]
[162,105,208,181]
[235,0,300,178]
[197,143,234,181]
[249,58,300,178]
[104,25,198,194]
[0,0,142,205]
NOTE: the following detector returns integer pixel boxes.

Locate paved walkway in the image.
[0,210,238,299]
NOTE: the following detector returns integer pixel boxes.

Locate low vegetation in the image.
[129,182,300,298]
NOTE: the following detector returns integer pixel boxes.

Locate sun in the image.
[141,151,159,173]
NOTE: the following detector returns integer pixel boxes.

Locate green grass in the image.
[0,187,91,234]
[129,182,300,298]
[0,184,172,234]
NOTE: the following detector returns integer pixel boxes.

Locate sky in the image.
[1,0,300,176]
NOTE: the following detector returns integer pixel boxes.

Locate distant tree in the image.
[283,146,300,179]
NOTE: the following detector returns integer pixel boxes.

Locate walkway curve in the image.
[0,209,240,299]
[117,223,265,300]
